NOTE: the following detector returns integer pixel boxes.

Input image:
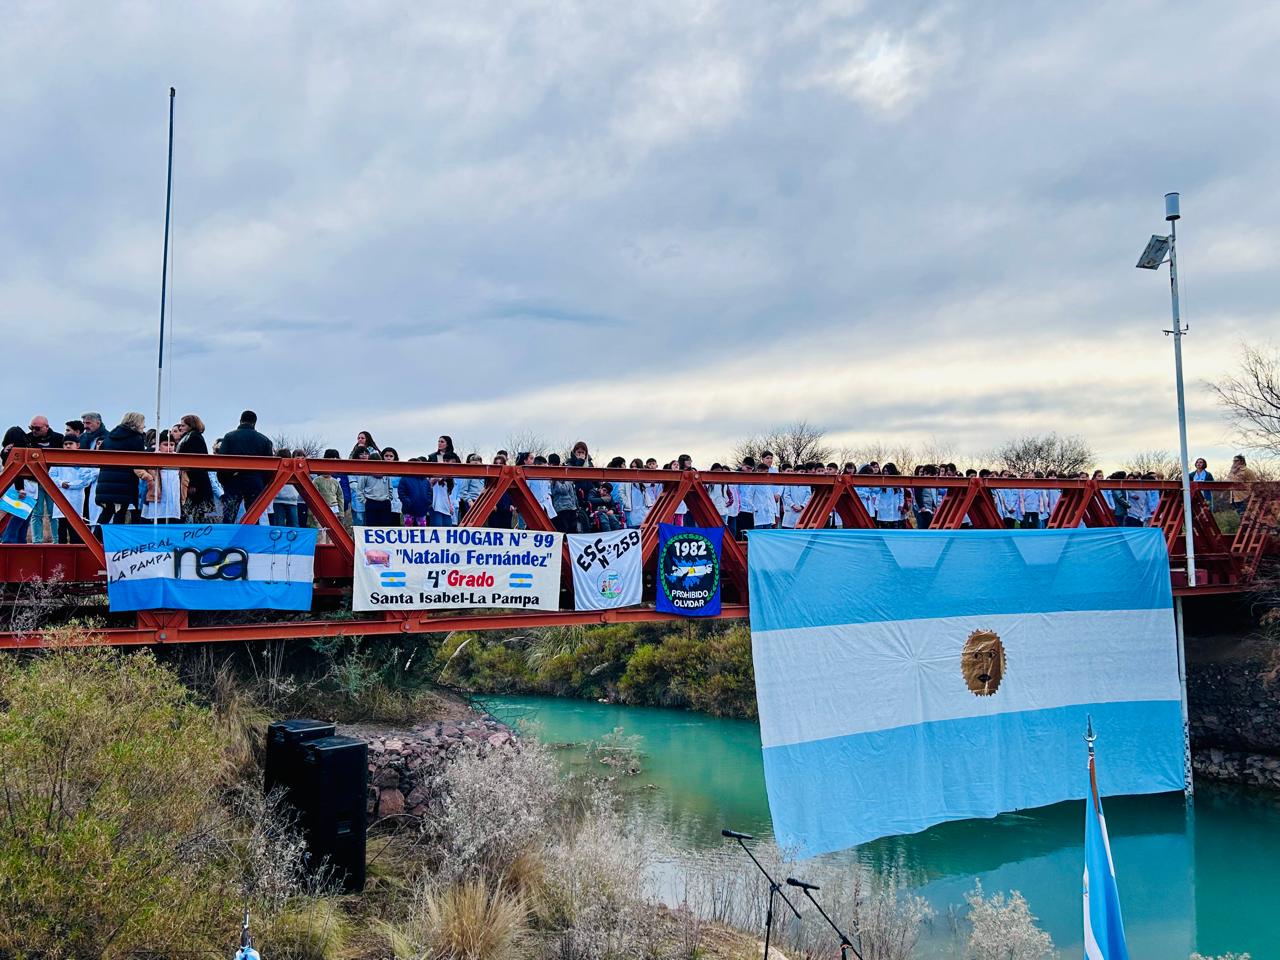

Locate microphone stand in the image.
[788,880,863,960]
[722,830,800,960]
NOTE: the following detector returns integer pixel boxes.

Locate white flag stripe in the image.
[754,608,1180,749]
[107,551,315,583]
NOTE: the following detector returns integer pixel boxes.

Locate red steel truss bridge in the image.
[0,448,1276,648]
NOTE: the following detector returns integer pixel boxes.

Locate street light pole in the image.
[1161,192,1196,800]
[1164,192,1196,590]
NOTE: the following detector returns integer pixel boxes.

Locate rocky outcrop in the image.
[346,716,517,820]
[1188,634,1280,790]
[1193,748,1280,790]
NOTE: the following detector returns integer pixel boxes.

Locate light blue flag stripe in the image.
[761,700,1182,858]
[747,528,1172,632]
[107,579,314,612]
[1084,755,1131,959]
[103,524,313,554]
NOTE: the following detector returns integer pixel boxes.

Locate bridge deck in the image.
[0,449,1275,648]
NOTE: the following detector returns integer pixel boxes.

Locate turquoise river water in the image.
[482,694,1280,958]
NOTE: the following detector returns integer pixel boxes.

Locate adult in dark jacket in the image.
[78,412,108,450]
[217,410,274,523]
[173,413,214,519]
[397,468,433,524]
[95,412,147,525]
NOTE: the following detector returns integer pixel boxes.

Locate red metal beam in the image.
[1,450,1276,650]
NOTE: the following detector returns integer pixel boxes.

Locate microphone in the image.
[721,829,754,841]
[786,877,820,891]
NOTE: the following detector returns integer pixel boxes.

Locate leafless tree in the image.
[994,433,1094,474]
[503,429,555,459]
[838,440,938,472]
[733,420,833,466]
[1211,341,1280,455]
[1124,449,1181,478]
[271,433,327,458]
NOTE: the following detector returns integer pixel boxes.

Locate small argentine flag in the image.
[1,487,33,520]
[1083,723,1130,960]
[508,572,534,590]
[380,571,408,589]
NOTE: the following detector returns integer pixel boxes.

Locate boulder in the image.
[378,788,405,817]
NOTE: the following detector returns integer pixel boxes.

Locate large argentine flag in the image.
[104,524,317,611]
[747,528,1184,857]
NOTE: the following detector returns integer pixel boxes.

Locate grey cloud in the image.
[2,1,1278,465]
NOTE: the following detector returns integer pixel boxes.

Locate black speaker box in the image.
[298,735,368,893]
[264,718,336,800]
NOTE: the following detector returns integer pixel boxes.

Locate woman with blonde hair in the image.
[95,412,147,525]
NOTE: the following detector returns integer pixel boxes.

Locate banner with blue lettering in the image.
[655,523,723,617]
[104,525,317,611]
[352,526,562,611]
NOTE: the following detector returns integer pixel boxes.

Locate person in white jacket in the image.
[780,476,810,529]
[875,463,906,528]
[856,464,879,520]
[997,475,1022,528]
[49,433,94,543]
[752,463,776,529]
[1020,471,1044,529]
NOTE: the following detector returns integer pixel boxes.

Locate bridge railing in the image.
[0,447,1276,647]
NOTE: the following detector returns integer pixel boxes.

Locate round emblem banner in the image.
[656,523,723,617]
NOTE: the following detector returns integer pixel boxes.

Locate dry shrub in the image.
[212,658,273,782]
[537,799,659,960]
[0,646,233,957]
[422,737,563,884]
[963,883,1054,960]
[262,898,350,960]
[394,879,529,960]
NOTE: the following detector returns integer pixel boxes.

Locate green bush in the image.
[0,647,235,957]
[450,621,760,718]
[1213,508,1242,536]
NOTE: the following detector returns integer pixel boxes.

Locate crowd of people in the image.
[0,408,1265,545]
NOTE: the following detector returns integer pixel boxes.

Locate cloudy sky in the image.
[3,1,1277,468]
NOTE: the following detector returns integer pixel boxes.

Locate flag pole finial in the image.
[1085,714,1096,756]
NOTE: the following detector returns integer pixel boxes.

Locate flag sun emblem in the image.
[961,629,1006,697]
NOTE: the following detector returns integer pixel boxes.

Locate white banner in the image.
[568,528,644,611]
[352,526,562,612]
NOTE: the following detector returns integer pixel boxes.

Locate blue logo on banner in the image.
[656,524,723,617]
[508,572,534,590]
[380,571,407,588]
[103,525,317,612]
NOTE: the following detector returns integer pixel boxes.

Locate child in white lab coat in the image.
[49,433,94,543]
[137,440,183,522]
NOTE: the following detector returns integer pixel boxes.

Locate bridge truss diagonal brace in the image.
[0,449,105,563]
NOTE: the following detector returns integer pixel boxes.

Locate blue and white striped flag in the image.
[747,528,1185,856]
[104,524,316,611]
[1084,740,1130,960]
[1,487,33,520]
